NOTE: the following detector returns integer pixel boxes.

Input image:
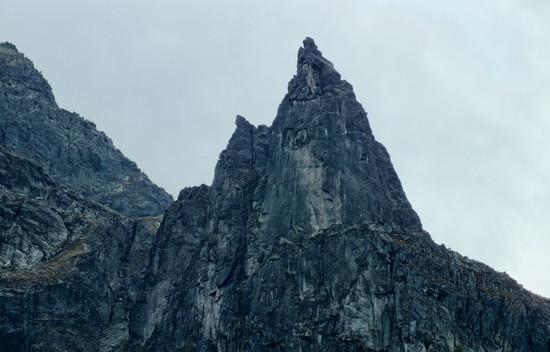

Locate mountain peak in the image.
[0,43,173,217]
[288,37,342,101]
[3,38,550,352]
[213,38,422,235]
[0,42,56,107]
[131,39,550,352]
[0,42,19,53]
[302,36,318,51]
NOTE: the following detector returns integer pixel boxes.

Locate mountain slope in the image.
[0,42,172,217]
[132,38,550,352]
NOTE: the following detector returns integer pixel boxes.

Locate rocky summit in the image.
[0,38,549,352]
[0,42,173,218]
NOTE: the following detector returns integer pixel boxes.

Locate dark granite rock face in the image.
[0,42,173,217]
[0,42,168,351]
[1,38,550,352]
[131,38,550,352]
[0,148,161,351]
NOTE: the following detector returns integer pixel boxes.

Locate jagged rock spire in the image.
[4,37,550,352]
[211,37,422,236]
[288,37,342,101]
[133,38,550,352]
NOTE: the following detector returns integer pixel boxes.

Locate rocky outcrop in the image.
[1,38,549,352]
[0,42,172,217]
[0,147,161,351]
[0,42,169,351]
[132,38,550,352]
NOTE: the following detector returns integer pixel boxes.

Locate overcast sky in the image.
[1,0,549,297]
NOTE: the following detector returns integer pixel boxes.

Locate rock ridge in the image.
[0,43,173,217]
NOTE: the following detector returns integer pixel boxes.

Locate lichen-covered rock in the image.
[133,38,550,352]
[0,42,172,217]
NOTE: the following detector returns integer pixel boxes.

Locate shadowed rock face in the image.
[132,38,550,352]
[0,148,162,351]
[0,42,173,217]
[0,42,170,351]
[1,38,550,352]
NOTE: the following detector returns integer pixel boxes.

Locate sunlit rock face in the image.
[1,39,550,352]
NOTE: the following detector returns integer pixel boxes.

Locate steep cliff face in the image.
[133,38,550,352]
[0,148,161,351]
[0,42,172,217]
[1,38,550,352]
[0,42,169,351]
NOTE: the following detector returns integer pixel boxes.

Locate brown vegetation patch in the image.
[0,239,87,288]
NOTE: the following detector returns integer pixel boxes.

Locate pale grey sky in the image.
[1,0,549,297]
